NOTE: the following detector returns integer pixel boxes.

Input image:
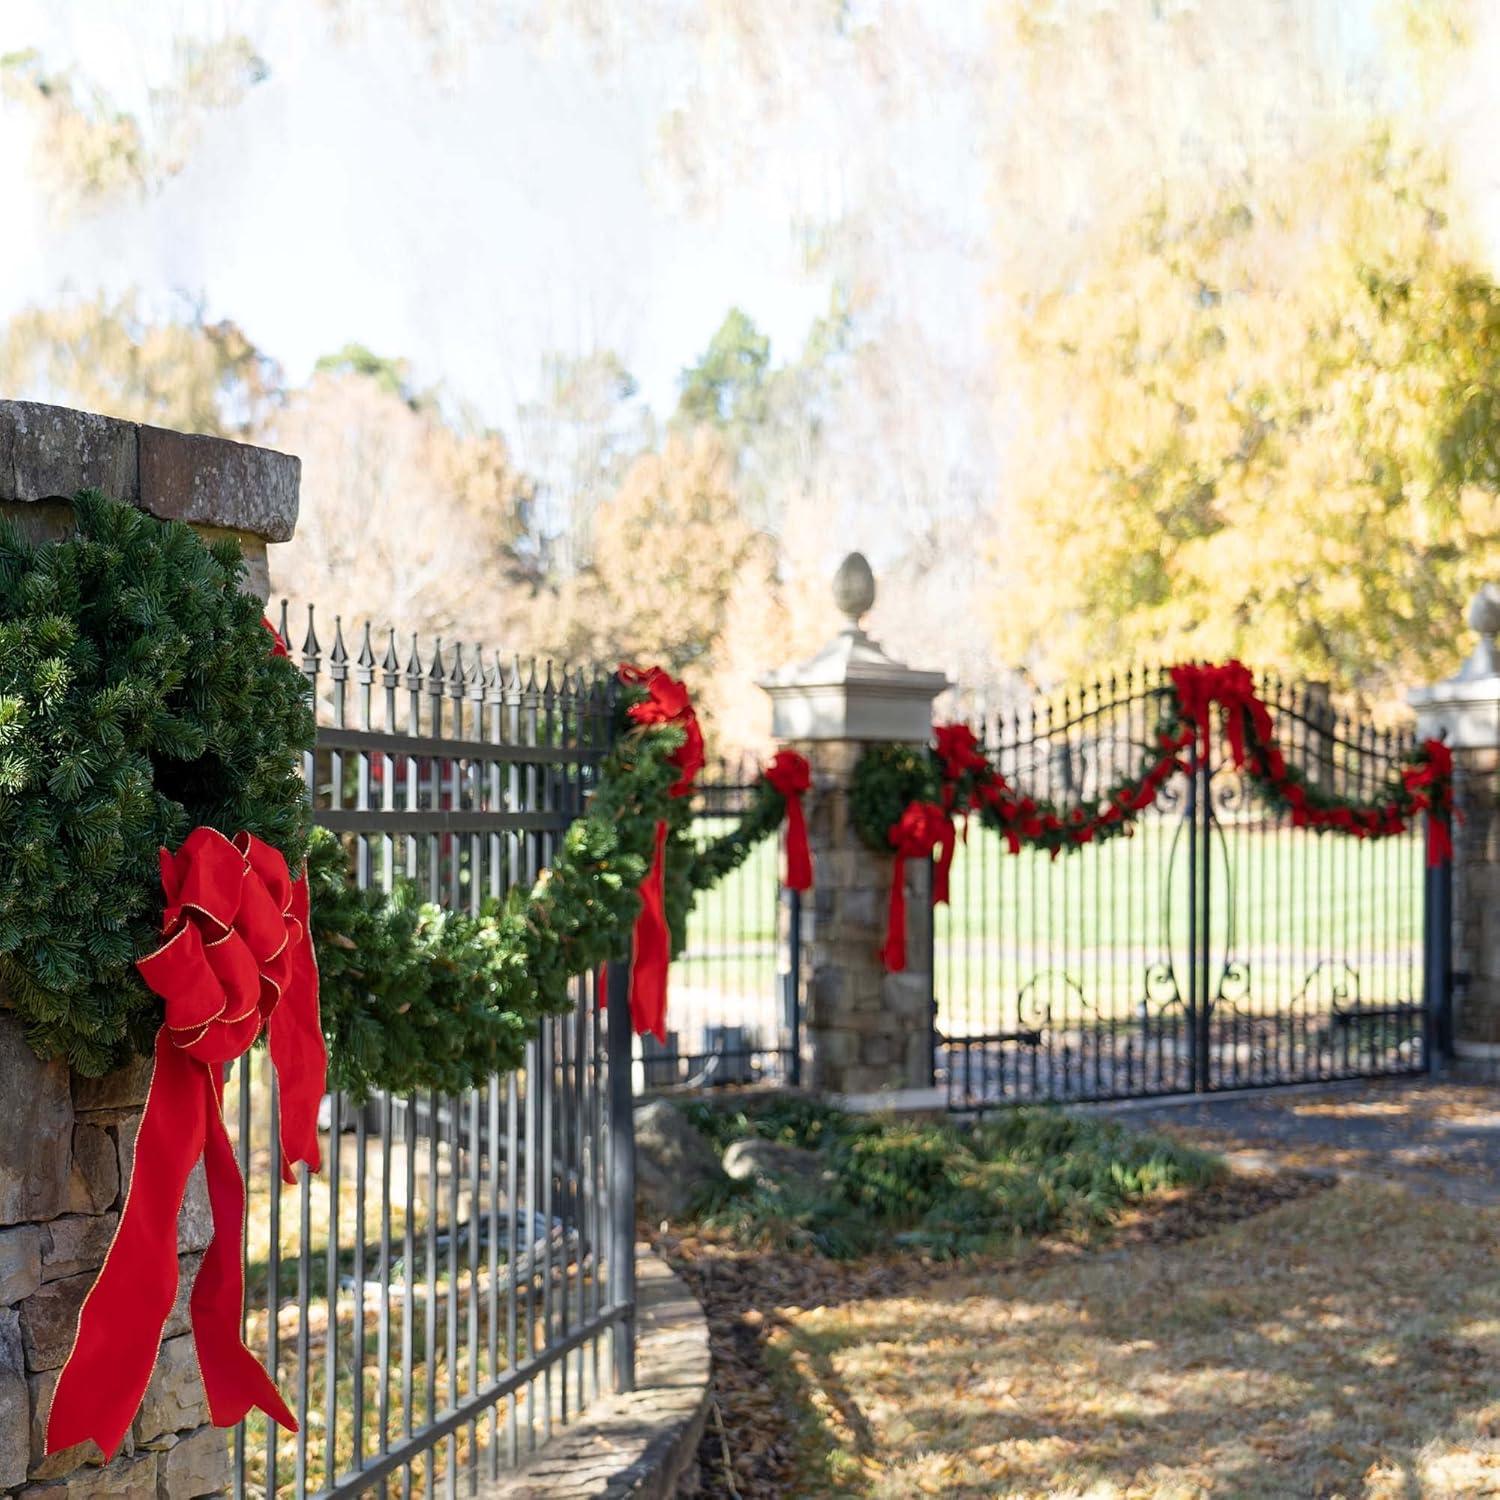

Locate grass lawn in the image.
[762,1178,1500,1498]
[673,818,1426,1041]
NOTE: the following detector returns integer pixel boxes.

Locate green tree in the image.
[676,307,771,430]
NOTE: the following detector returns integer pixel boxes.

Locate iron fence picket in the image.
[230,605,631,1499]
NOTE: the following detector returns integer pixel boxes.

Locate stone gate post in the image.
[0,401,299,1499]
[1410,584,1500,1074]
[761,554,948,1097]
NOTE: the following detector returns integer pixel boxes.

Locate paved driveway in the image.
[1114,1077,1500,1204]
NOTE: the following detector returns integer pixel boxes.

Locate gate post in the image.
[0,401,298,1499]
[760,554,949,1098]
[605,960,637,1393]
[1410,584,1500,1074]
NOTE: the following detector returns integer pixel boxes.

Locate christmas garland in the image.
[9,499,812,1463]
[314,670,812,1097]
[851,661,1454,971]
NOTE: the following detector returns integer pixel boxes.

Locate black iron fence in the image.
[640,759,802,1090]
[938,669,1444,1109]
[227,607,634,1499]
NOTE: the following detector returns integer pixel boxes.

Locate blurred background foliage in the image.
[0,0,1497,736]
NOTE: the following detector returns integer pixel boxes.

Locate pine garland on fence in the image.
[0,493,315,1075]
[850,666,1454,865]
[1,495,798,1094]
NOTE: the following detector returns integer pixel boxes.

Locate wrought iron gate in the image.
[938,669,1451,1109]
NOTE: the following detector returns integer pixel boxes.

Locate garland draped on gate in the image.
[851,661,1455,972]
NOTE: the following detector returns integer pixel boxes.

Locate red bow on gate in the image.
[763,749,814,893]
[47,828,325,1462]
[881,801,955,973]
[618,664,703,1042]
[1167,660,1279,774]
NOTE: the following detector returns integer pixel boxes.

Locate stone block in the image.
[137,425,299,542]
[133,1335,207,1444]
[882,972,934,1023]
[65,1124,120,1215]
[18,1273,91,1372]
[0,402,138,504]
[26,1365,126,1479]
[116,1116,141,1201]
[0,1015,74,1226]
[838,886,880,929]
[807,967,848,1027]
[16,1450,158,1497]
[0,1225,43,1304]
[177,1164,213,1255]
[41,1214,117,1283]
[157,1424,229,1497]
[1,1308,28,1490]
[815,1029,859,1070]
[632,1102,727,1222]
[163,1255,203,1341]
[73,1056,152,1114]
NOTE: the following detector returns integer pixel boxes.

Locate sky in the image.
[0,1,935,426]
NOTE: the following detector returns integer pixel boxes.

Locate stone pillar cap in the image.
[1408,582,1500,749]
[760,552,949,743]
[0,400,299,542]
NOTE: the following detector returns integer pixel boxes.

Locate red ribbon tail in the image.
[1428,813,1453,868]
[630,820,671,1043]
[269,870,327,1186]
[881,853,909,972]
[784,793,813,892]
[193,1067,297,1432]
[46,1032,209,1461]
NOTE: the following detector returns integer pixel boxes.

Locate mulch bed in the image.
[652,1169,1331,1499]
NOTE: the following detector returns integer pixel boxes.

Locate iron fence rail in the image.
[938,668,1436,1109]
[229,606,632,1500]
[638,759,802,1090]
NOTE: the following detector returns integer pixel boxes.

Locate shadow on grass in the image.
[762,1179,1500,1499]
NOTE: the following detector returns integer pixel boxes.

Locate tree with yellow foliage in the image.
[996,134,1500,706]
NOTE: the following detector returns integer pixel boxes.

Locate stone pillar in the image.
[1410,584,1500,1070]
[761,554,949,1096]
[0,401,299,1499]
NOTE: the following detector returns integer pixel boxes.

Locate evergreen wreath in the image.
[0,492,315,1075]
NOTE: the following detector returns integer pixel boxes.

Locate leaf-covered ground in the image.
[660,1086,1500,1498]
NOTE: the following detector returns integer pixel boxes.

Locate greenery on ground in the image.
[679,1097,1221,1259]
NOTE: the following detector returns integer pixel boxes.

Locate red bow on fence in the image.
[881,801,955,973]
[47,828,325,1462]
[618,664,703,1041]
[764,749,814,892]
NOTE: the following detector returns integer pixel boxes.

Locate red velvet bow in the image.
[764,749,814,892]
[47,828,325,1462]
[881,801,955,972]
[933,723,988,782]
[1167,660,1276,770]
[620,663,704,796]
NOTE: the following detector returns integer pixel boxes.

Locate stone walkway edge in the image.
[480,1246,710,1499]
